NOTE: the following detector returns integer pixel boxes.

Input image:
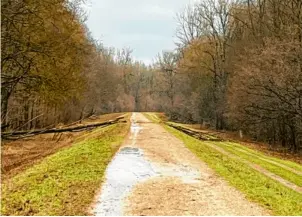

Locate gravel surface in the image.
[92,113,270,216]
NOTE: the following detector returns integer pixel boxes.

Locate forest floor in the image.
[1,112,301,215]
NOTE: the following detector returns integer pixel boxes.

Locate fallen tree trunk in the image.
[166,123,223,141]
[1,124,9,130]
[2,117,126,139]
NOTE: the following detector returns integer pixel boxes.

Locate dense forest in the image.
[1,0,302,152]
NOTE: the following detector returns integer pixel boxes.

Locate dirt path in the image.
[91,113,269,216]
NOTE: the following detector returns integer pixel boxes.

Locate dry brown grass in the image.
[1,112,128,180]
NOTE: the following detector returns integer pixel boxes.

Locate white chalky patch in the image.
[92,113,202,215]
[92,113,158,216]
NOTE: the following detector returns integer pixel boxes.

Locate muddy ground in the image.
[1,113,126,180]
[92,113,269,216]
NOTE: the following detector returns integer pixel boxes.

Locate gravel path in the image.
[91,113,270,216]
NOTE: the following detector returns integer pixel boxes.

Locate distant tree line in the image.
[2,0,301,152]
[1,0,157,130]
[156,0,302,152]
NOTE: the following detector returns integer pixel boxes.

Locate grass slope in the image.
[1,123,128,216]
[164,119,301,186]
[144,113,161,123]
[214,142,302,186]
[224,141,302,172]
[165,125,302,216]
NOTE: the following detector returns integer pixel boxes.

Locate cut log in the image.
[166,123,223,141]
[1,124,9,130]
[2,117,126,139]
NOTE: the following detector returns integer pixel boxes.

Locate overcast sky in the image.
[84,0,194,65]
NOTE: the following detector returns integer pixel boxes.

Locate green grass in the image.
[164,118,301,186]
[166,118,302,173]
[1,123,128,216]
[214,142,302,187]
[144,112,161,123]
[165,125,302,216]
[224,141,302,173]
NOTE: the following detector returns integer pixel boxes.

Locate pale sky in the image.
[84,0,193,65]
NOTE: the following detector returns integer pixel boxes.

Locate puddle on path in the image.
[92,113,157,216]
[92,147,156,216]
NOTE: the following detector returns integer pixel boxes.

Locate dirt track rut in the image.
[92,113,269,216]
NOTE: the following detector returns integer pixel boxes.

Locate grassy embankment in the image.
[214,141,302,186]
[145,112,302,216]
[1,121,129,216]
